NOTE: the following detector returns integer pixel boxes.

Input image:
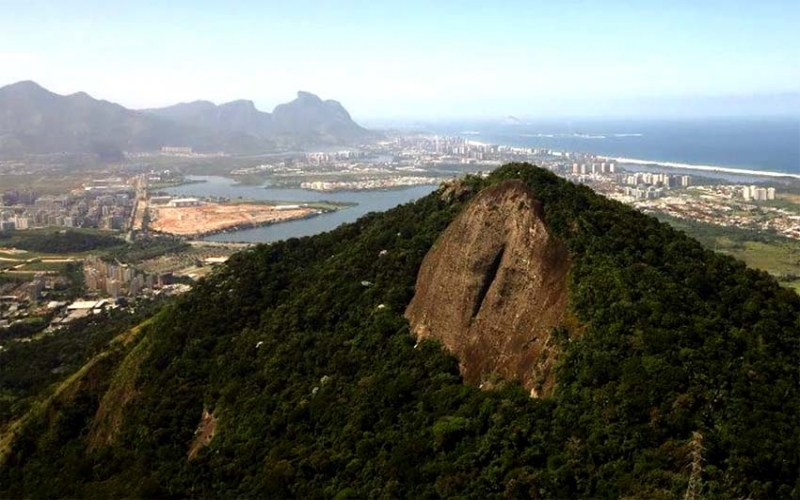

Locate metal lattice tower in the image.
[684,431,704,500]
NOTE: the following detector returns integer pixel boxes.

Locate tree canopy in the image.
[1,164,798,499]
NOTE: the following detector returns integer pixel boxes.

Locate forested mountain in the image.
[269,91,370,144]
[0,81,371,155]
[146,99,271,137]
[0,81,210,155]
[1,164,798,499]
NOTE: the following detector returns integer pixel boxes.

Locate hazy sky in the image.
[1,0,798,119]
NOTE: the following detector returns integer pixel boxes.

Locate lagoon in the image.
[163,176,438,243]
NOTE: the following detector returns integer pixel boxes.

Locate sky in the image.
[0,0,798,120]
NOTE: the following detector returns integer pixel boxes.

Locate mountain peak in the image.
[68,91,93,100]
[0,80,50,95]
[269,91,368,143]
[0,81,371,153]
[220,99,257,110]
[186,99,217,107]
[296,90,323,102]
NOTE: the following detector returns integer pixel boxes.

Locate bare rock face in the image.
[405,180,570,396]
[188,408,218,460]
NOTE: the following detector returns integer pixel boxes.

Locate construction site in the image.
[147,201,317,238]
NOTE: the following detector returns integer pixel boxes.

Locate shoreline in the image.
[149,179,207,190]
[295,183,441,194]
[599,156,800,180]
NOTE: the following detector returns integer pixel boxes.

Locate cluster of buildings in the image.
[572,162,616,175]
[624,185,668,200]
[0,272,75,330]
[0,299,26,330]
[25,274,46,302]
[391,135,555,164]
[0,179,135,232]
[0,290,43,330]
[741,185,776,202]
[616,172,692,200]
[161,146,193,155]
[299,176,437,191]
[49,299,115,326]
[1,271,60,304]
[305,150,367,164]
[148,196,202,208]
[621,172,691,189]
[618,181,800,240]
[83,255,173,298]
[565,160,693,201]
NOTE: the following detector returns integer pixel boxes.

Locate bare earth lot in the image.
[148,203,315,237]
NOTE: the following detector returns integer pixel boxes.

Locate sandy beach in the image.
[600,156,800,180]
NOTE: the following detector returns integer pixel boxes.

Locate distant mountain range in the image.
[0,81,372,155]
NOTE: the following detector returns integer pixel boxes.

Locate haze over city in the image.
[1,0,798,119]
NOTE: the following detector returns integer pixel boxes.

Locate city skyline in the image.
[1,0,798,119]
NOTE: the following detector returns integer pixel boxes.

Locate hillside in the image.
[269,91,370,144]
[147,91,371,145]
[1,164,798,499]
[0,81,210,156]
[0,81,371,155]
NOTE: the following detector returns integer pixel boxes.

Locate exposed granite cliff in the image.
[405,179,569,396]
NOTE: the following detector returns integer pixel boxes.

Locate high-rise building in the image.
[28,274,46,302]
[107,279,122,299]
[13,217,31,229]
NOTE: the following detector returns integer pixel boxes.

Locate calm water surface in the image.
[435,117,800,174]
[164,176,437,243]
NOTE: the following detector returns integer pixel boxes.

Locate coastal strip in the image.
[599,156,800,180]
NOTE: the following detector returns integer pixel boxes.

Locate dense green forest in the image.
[0,297,171,426]
[104,234,189,263]
[1,164,798,499]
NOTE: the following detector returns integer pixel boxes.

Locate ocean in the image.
[432,117,800,175]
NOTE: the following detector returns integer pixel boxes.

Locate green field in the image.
[0,228,126,255]
[0,174,88,196]
[657,214,800,291]
[14,261,73,273]
[717,240,800,291]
